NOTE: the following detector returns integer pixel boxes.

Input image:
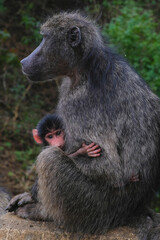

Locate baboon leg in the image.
[35,146,81,222]
[147,227,160,240]
[128,209,160,240]
[146,210,160,240]
[13,147,75,222]
[15,203,43,220]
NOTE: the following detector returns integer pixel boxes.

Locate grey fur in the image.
[7,12,160,239]
[0,188,11,216]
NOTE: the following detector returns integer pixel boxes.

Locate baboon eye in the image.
[67,26,81,47]
[56,130,62,136]
[47,135,53,139]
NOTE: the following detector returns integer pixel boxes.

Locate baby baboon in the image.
[7,12,160,239]
[32,113,101,157]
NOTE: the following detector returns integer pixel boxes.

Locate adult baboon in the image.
[7,12,160,239]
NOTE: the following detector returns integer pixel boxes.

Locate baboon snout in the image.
[20,58,26,66]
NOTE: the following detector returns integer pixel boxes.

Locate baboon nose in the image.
[20,59,25,65]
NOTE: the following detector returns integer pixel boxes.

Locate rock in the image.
[0,213,138,240]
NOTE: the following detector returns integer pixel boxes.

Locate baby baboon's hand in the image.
[82,142,101,157]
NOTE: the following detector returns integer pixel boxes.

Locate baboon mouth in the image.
[21,70,31,78]
[22,71,56,83]
[21,70,36,82]
[22,70,28,76]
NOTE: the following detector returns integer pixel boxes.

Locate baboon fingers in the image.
[82,142,95,149]
[6,192,29,212]
[88,152,101,157]
[87,148,101,154]
[18,194,34,207]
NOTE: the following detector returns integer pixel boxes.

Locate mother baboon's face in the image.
[20,15,84,82]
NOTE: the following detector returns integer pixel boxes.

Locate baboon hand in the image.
[6,192,34,212]
[82,142,101,157]
[130,174,139,183]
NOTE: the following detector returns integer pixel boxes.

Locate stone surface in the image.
[0,213,138,240]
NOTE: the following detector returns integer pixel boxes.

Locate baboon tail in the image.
[0,187,11,216]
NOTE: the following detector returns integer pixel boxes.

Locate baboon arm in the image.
[71,140,126,186]
[37,146,125,191]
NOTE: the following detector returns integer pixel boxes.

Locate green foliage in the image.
[102,0,126,8]
[0,30,10,39]
[20,3,42,45]
[0,0,6,14]
[14,146,41,169]
[0,30,19,67]
[0,146,4,151]
[3,142,12,148]
[0,2,45,149]
[8,172,15,177]
[0,1,19,68]
[103,1,160,95]
[0,2,41,73]
[85,0,128,19]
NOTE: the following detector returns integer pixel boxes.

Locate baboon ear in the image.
[32,129,43,144]
[67,27,81,47]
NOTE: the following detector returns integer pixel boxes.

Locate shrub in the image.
[103,1,160,95]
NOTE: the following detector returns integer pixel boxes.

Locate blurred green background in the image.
[0,0,160,210]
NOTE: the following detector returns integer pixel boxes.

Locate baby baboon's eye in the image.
[47,134,53,139]
[56,130,62,136]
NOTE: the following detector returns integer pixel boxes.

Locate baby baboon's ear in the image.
[67,27,81,47]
